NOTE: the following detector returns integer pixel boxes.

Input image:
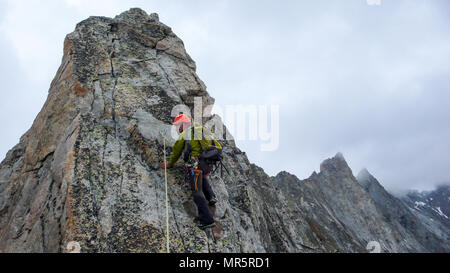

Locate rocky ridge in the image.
[0,8,448,253]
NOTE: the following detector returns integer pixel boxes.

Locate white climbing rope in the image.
[163,137,170,253]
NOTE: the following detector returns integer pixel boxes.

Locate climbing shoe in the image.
[198,222,216,230]
[208,197,217,206]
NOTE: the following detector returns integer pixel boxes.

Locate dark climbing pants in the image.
[187,166,216,225]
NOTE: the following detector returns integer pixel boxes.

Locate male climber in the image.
[161,113,222,229]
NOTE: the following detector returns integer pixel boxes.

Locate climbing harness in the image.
[193,168,202,191]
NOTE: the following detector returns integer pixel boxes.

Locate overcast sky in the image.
[1,0,449,192]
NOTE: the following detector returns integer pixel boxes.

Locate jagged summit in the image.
[272,171,303,194]
[323,152,346,164]
[0,8,324,253]
[83,8,160,27]
[112,9,163,35]
[115,8,158,22]
[357,168,371,178]
[356,168,376,187]
[319,152,353,177]
[334,152,345,160]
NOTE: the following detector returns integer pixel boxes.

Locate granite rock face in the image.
[0,8,448,253]
[0,8,325,253]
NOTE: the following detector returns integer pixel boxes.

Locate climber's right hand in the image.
[161,161,170,169]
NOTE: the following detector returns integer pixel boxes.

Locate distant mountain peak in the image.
[319,152,352,177]
[357,168,370,177]
[401,186,450,227]
[335,152,345,160]
[356,168,374,184]
[356,168,387,193]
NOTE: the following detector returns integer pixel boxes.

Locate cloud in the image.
[0,0,449,191]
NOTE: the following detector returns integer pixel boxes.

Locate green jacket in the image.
[168,125,222,167]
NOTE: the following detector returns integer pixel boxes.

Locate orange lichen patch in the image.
[66,183,76,231]
[74,80,87,97]
[64,171,77,242]
[64,39,72,56]
[49,54,73,92]
[62,60,73,82]
[62,126,79,239]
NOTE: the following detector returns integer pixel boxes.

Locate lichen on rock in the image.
[0,8,448,253]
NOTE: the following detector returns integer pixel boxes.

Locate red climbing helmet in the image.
[173,113,191,133]
[173,113,191,125]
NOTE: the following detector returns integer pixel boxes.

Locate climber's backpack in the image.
[200,143,222,163]
[183,126,221,163]
[183,127,228,177]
